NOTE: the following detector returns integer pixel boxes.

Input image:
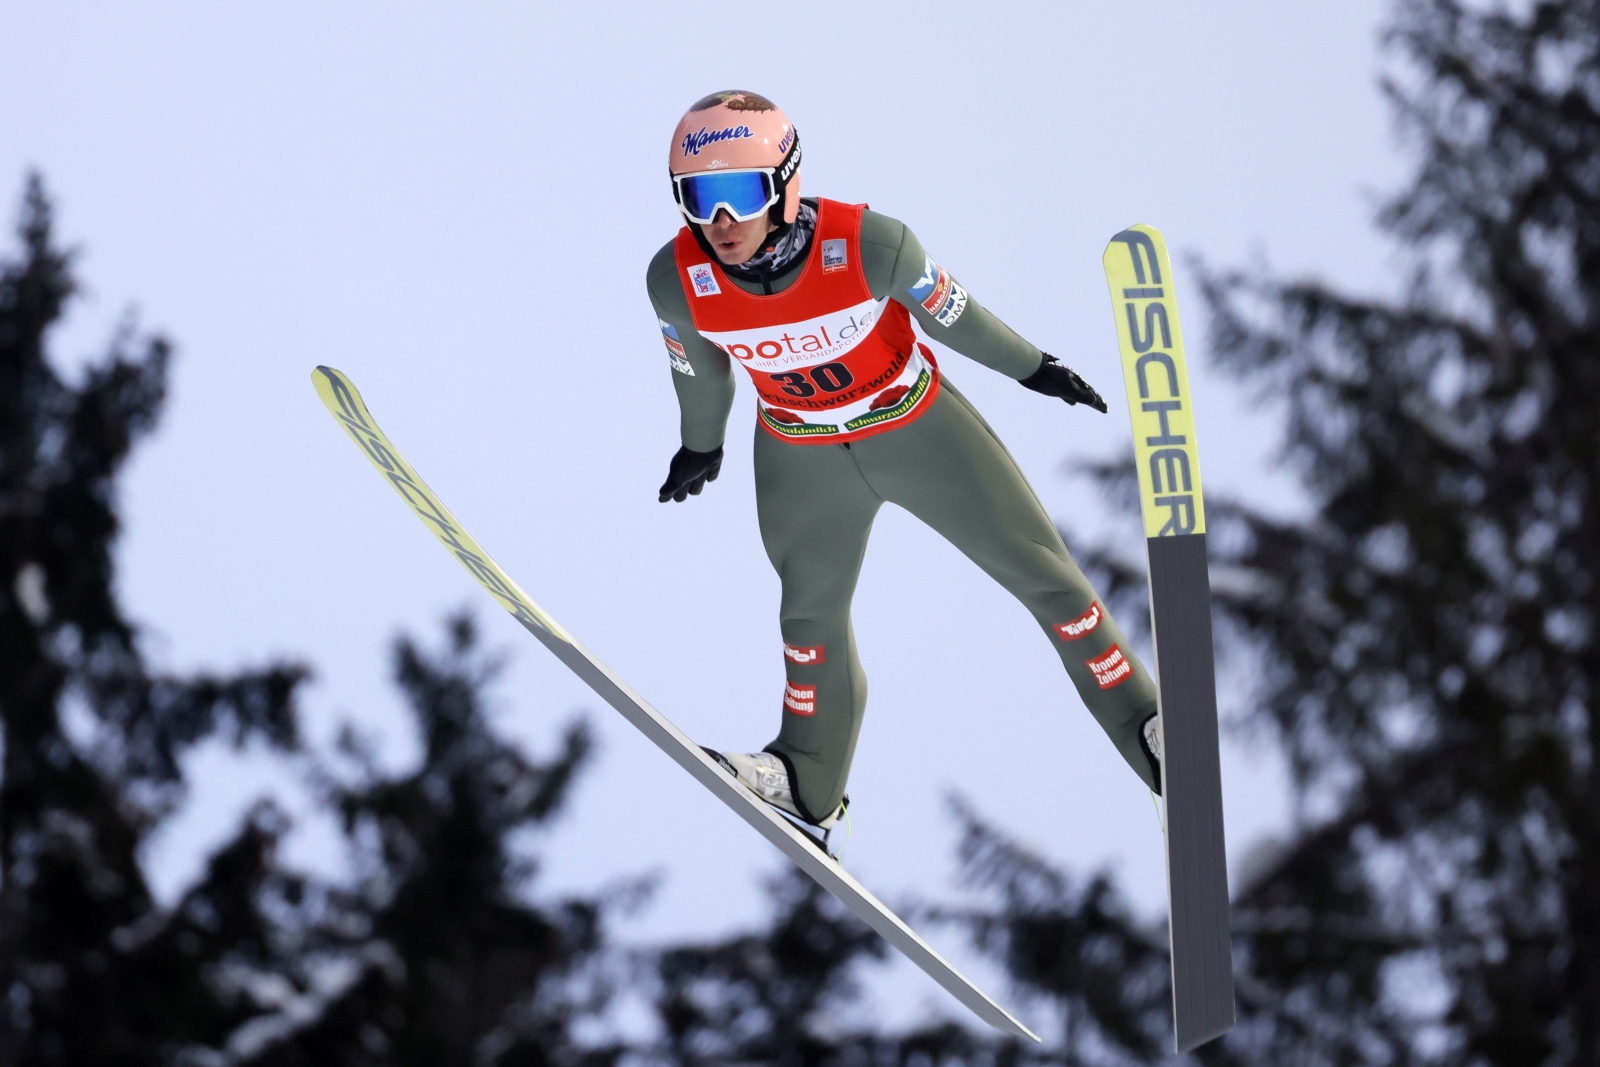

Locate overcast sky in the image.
[4,0,1407,1032]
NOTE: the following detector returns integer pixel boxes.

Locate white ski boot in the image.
[1142,714,1163,764]
[707,750,845,830]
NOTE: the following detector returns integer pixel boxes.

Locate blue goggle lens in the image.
[678,170,775,222]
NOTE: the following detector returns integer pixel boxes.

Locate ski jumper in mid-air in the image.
[648,91,1164,829]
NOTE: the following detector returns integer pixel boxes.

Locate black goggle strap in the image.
[775,128,801,189]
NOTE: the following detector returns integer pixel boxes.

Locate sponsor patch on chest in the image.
[907,255,968,327]
[1085,644,1134,690]
[821,239,848,273]
[783,643,826,665]
[687,263,721,296]
[698,297,887,369]
[1053,601,1103,641]
[783,681,817,715]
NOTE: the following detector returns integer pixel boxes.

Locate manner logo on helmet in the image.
[1053,602,1103,641]
[687,263,721,297]
[681,125,753,156]
[783,643,826,665]
[821,239,847,274]
[1085,645,1133,690]
[783,682,817,715]
[907,256,968,327]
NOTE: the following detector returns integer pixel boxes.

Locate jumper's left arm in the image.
[859,210,1046,380]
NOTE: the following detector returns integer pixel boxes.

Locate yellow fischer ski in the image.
[310,366,1038,1043]
[1102,227,1236,1052]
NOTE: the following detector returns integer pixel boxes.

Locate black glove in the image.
[658,445,724,503]
[1018,353,1108,413]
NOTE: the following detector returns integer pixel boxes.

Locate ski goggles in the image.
[673,168,781,225]
[672,131,802,225]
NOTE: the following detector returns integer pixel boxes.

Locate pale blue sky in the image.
[5,0,1404,1031]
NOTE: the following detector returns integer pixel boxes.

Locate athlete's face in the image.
[702,210,777,265]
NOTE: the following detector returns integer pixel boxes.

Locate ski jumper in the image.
[648,198,1160,823]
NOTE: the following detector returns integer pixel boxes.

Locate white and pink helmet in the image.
[669,91,803,226]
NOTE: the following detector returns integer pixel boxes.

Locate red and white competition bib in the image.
[674,199,941,444]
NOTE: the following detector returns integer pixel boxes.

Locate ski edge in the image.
[309,365,1040,1045]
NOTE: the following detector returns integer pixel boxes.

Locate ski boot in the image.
[705,749,846,831]
[1140,713,1163,793]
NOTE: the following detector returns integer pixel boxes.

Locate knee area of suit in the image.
[778,614,850,635]
[1029,595,1104,627]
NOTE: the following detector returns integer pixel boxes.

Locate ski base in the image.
[1148,534,1235,1051]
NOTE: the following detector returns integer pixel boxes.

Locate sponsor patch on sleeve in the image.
[783,643,826,665]
[906,255,968,327]
[687,263,721,297]
[821,239,848,273]
[659,318,694,375]
[783,681,817,715]
[1053,601,1103,641]
[1085,644,1134,690]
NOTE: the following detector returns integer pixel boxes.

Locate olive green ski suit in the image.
[647,205,1159,823]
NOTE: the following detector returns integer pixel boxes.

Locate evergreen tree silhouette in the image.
[0,178,627,1066]
[936,801,1173,1067]
[0,175,309,1065]
[240,615,626,1067]
[1061,1,1600,1062]
[645,823,1170,1067]
[651,869,887,1067]
[1206,1,1600,1061]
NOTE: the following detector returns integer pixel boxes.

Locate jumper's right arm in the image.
[647,242,736,454]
